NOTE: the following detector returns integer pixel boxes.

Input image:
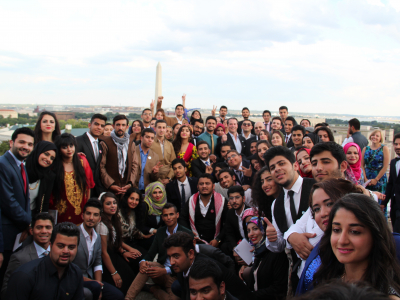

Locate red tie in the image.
[21,163,27,195]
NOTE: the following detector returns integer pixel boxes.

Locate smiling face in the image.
[215,127,224,137]
[271,133,283,146]
[370,131,382,144]
[311,188,333,231]
[161,207,179,228]
[103,197,117,216]
[38,150,56,168]
[247,222,263,244]
[302,136,314,149]
[10,133,34,161]
[127,192,140,209]
[228,119,238,134]
[103,125,113,136]
[301,120,310,127]
[260,170,280,197]
[219,171,235,189]
[165,127,173,140]
[268,155,298,189]
[284,120,294,134]
[241,121,252,134]
[271,119,282,130]
[331,208,373,268]
[254,122,265,135]
[192,111,200,119]
[318,130,330,142]
[311,151,346,182]
[174,124,181,135]
[132,121,142,133]
[60,144,75,159]
[257,143,269,161]
[259,132,269,141]
[82,206,101,229]
[180,126,191,140]
[194,122,204,136]
[206,119,217,133]
[41,114,56,134]
[297,150,312,174]
[155,111,164,120]
[152,187,164,201]
[394,138,400,156]
[292,130,304,147]
[250,142,257,155]
[346,146,359,165]
[198,143,210,160]
[226,152,242,169]
[32,219,53,248]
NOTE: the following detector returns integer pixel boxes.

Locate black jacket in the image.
[191,158,207,178]
[232,159,253,186]
[237,119,255,135]
[244,136,257,158]
[197,244,235,273]
[385,158,400,213]
[215,133,247,158]
[223,205,249,252]
[166,177,198,213]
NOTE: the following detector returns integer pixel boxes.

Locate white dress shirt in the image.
[285,133,292,144]
[164,223,179,274]
[235,207,246,239]
[199,196,212,217]
[200,158,211,166]
[178,177,192,203]
[241,133,253,140]
[176,117,183,125]
[80,224,103,273]
[86,132,99,160]
[228,132,242,153]
[34,242,51,258]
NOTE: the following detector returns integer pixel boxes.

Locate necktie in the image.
[205,161,210,167]
[43,250,49,257]
[236,170,243,184]
[93,141,99,161]
[285,136,289,144]
[288,190,297,223]
[211,135,214,155]
[20,163,27,195]
[181,184,186,210]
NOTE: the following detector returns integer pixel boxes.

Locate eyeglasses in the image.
[228,195,242,201]
[226,154,237,162]
[194,125,204,129]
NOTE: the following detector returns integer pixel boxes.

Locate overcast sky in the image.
[1,0,400,116]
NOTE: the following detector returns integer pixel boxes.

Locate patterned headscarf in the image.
[144,181,167,216]
[242,207,259,221]
[246,216,266,250]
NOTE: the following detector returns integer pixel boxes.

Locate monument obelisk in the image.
[154,62,162,114]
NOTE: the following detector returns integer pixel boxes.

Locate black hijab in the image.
[304,132,321,146]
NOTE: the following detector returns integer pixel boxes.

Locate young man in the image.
[189,259,236,300]
[156,96,189,126]
[384,133,400,233]
[240,119,254,140]
[219,106,228,122]
[151,119,176,185]
[262,110,272,132]
[342,118,369,150]
[125,204,193,300]
[100,115,138,195]
[237,107,255,135]
[290,125,306,151]
[226,150,253,186]
[215,169,252,206]
[180,174,228,247]
[284,116,296,147]
[193,119,205,138]
[215,118,246,157]
[1,213,54,298]
[74,199,124,300]
[219,186,249,258]
[191,141,213,178]
[164,232,248,299]
[6,223,84,300]
[141,108,153,129]
[150,118,157,130]
[271,116,283,131]
[300,119,311,128]
[76,113,107,197]
[219,142,232,162]
[197,116,218,155]
[0,127,34,283]
[135,128,160,193]
[279,106,288,124]
[166,158,198,214]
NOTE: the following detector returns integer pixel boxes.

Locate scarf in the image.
[26,141,57,183]
[183,143,194,162]
[246,216,267,256]
[304,132,321,146]
[144,181,167,216]
[344,142,362,181]
[111,130,130,177]
[296,148,313,178]
[189,191,225,245]
[214,123,225,135]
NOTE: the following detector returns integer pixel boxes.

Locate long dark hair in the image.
[313,194,400,295]
[190,110,202,125]
[251,166,281,221]
[53,133,87,201]
[255,140,272,168]
[100,192,123,250]
[34,111,61,145]
[172,124,193,155]
[119,187,144,222]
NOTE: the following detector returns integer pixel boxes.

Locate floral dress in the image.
[178,143,198,177]
[364,145,387,193]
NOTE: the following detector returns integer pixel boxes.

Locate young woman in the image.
[96,192,142,295]
[361,129,389,193]
[302,133,321,149]
[214,123,225,137]
[172,123,181,138]
[239,217,289,300]
[155,108,165,120]
[296,147,313,178]
[313,194,400,298]
[128,119,144,137]
[223,119,229,134]
[315,126,334,142]
[165,126,173,142]
[33,111,61,145]
[271,130,287,147]
[344,142,365,185]
[103,123,113,136]
[189,110,202,125]
[50,133,94,224]
[251,166,282,222]
[25,141,57,216]
[172,124,198,176]
[256,140,272,168]
[258,129,271,142]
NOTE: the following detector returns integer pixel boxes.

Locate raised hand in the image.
[182,93,186,108]
[264,217,278,242]
[150,99,155,111]
[240,165,252,178]
[158,96,163,103]
[211,105,217,116]
[205,164,213,174]
[152,161,163,174]
[221,134,228,143]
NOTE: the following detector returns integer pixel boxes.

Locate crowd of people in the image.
[0,96,400,300]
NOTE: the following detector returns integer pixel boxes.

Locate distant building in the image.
[53,111,75,121]
[0,109,18,119]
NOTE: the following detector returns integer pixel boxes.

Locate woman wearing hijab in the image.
[238,217,289,300]
[214,123,225,137]
[302,133,321,149]
[296,147,313,178]
[344,142,364,185]
[25,141,57,216]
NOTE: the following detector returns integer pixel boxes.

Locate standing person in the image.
[215,123,226,137]
[172,123,181,139]
[361,129,389,194]
[237,107,255,135]
[141,108,153,129]
[342,118,369,150]
[173,124,198,177]
[103,123,113,137]
[0,127,34,284]
[151,119,176,185]
[156,96,189,126]
[271,117,283,132]
[254,121,266,138]
[76,113,107,197]
[155,108,166,121]
[100,115,138,196]
[33,111,61,145]
[240,120,254,140]
[150,118,157,130]
[197,116,219,155]
[271,130,287,147]
[215,118,247,157]
[315,126,335,142]
[284,116,296,147]
[384,133,400,233]
[302,133,320,149]
[344,143,365,185]
[25,141,57,216]
[262,110,272,132]
[165,126,174,142]
[258,129,271,142]
[192,119,204,140]
[279,106,288,125]
[189,110,202,125]
[74,199,125,300]
[219,106,228,122]
[129,120,144,145]
[191,141,213,178]
[50,133,95,224]
[5,222,84,300]
[300,119,311,128]
[290,125,306,150]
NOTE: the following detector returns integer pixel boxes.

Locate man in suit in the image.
[192,141,213,178]
[284,116,297,148]
[0,127,34,284]
[74,199,124,300]
[166,158,198,214]
[226,150,253,186]
[262,110,272,132]
[100,115,138,196]
[197,116,219,155]
[76,113,108,197]
[150,119,176,186]
[290,125,306,152]
[164,232,248,300]
[237,107,255,135]
[125,203,193,300]
[279,105,289,132]
[271,116,283,133]
[239,119,254,141]
[135,128,160,193]
[156,96,189,127]
[384,133,400,233]
[1,213,53,298]
[216,169,252,205]
[215,118,246,157]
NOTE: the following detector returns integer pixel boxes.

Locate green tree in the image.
[0,141,10,156]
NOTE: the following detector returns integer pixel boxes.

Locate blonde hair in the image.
[369,129,383,143]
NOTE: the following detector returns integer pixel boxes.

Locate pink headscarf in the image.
[343,142,362,181]
[214,123,225,136]
[296,147,313,178]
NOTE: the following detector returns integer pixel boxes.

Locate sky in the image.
[1,0,400,116]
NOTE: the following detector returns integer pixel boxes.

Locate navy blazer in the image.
[0,151,31,251]
[215,133,247,158]
[166,177,198,213]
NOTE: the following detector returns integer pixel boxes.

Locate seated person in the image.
[215,168,252,206]
[191,141,213,178]
[180,174,228,247]
[226,150,253,186]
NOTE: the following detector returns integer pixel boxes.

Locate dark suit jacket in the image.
[286,136,294,148]
[76,133,104,197]
[244,136,257,158]
[0,151,31,251]
[191,158,207,178]
[215,133,247,158]
[166,177,198,213]
[223,205,249,252]
[1,242,38,297]
[385,158,400,214]
[197,244,235,272]
[232,160,253,186]
[237,120,255,135]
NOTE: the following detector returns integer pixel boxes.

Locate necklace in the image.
[29,181,39,190]
[341,270,346,281]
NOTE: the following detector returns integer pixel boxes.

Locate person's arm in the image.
[99,232,122,288]
[5,270,33,299]
[129,144,139,187]
[99,141,115,189]
[179,198,190,229]
[266,202,285,253]
[360,147,368,180]
[93,238,103,279]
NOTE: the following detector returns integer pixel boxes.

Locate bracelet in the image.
[111,271,118,276]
